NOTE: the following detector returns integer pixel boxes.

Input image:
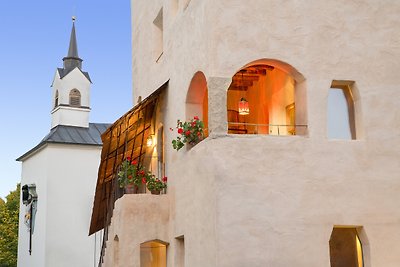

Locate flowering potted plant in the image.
[117,158,152,194]
[171,116,205,151]
[146,176,167,195]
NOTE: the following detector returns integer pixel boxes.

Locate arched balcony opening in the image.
[227,59,307,136]
[186,71,208,137]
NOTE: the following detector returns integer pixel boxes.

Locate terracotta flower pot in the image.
[124,184,139,194]
[151,190,161,195]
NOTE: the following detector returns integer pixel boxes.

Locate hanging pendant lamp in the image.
[238,70,249,115]
[238,98,249,115]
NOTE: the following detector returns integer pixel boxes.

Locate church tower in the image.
[17,17,108,267]
[51,17,91,128]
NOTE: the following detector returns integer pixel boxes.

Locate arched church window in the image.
[54,90,59,108]
[186,71,208,137]
[69,89,81,107]
[227,59,307,136]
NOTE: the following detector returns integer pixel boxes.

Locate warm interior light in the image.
[238,98,249,115]
[146,135,154,147]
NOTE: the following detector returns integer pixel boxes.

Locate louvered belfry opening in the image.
[89,84,166,235]
[69,89,81,107]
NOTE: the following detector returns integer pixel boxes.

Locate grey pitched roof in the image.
[17,123,111,161]
[57,67,91,83]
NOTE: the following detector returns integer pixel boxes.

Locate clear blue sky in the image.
[0,1,132,199]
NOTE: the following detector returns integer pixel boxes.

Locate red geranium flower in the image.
[178,128,183,134]
[128,175,133,179]
[142,177,146,184]
[126,157,131,161]
[191,121,196,127]
[131,160,138,165]
[194,116,199,120]
[139,170,145,175]
[162,176,167,182]
[185,130,191,136]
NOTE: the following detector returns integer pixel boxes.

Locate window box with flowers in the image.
[171,116,205,151]
[146,176,168,195]
[117,158,152,194]
[118,157,168,195]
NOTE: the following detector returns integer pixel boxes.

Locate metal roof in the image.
[17,123,111,161]
[57,67,91,82]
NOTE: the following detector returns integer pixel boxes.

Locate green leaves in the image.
[0,184,20,267]
[171,116,205,151]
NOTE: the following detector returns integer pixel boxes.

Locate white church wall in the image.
[17,148,48,267]
[45,144,102,267]
[18,143,103,267]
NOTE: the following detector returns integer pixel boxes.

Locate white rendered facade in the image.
[97,1,400,266]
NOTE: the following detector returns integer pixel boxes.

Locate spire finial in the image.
[62,17,82,70]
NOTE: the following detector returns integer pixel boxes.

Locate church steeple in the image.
[51,17,91,129]
[62,17,83,70]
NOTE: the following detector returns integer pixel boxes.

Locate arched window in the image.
[69,89,81,107]
[328,80,361,140]
[186,71,208,137]
[227,59,307,136]
[140,240,168,267]
[54,90,59,108]
[329,227,364,267]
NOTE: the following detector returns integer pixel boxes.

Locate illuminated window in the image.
[329,227,364,267]
[186,71,208,137]
[140,240,168,267]
[69,89,81,107]
[227,60,307,136]
[328,81,360,140]
[157,126,165,178]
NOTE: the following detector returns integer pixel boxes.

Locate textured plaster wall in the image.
[102,195,170,267]
[119,0,400,266]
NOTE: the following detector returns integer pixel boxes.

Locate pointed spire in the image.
[63,16,83,70]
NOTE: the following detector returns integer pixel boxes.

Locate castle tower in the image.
[51,17,92,128]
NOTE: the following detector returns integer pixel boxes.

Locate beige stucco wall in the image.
[103,0,400,266]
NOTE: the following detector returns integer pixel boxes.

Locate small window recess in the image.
[175,235,185,267]
[328,80,362,140]
[54,90,59,108]
[153,8,164,63]
[182,0,191,10]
